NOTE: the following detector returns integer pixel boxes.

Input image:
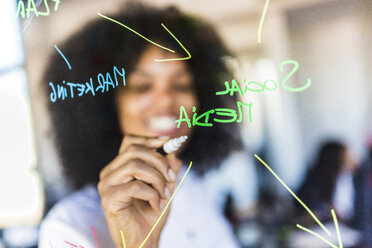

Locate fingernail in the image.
[168,169,176,181]
[165,187,171,198]
[160,202,164,211]
[159,136,170,140]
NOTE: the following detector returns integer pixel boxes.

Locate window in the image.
[0,0,43,228]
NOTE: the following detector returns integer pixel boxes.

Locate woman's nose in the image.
[153,85,174,107]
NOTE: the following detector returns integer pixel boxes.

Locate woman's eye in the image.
[130,83,151,93]
[173,83,193,92]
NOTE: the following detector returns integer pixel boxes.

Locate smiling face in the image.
[116,46,197,138]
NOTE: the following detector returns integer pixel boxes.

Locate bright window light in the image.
[0,0,43,227]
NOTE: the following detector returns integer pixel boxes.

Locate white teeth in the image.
[148,116,176,131]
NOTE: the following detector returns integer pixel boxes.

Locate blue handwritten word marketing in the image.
[48,66,126,102]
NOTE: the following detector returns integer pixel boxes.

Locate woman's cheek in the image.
[179,92,197,109]
[117,95,146,132]
[125,94,151,113]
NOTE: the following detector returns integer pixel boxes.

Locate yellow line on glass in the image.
[97,12,191,62]
[257,0,270,44]
[254,154,330,235]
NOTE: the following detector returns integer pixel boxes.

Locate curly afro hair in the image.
[43,1,243,189]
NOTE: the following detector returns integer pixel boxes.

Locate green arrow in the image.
[97,12,191,62]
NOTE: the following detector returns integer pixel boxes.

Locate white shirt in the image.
[204,152,258,212]
[38,167,239,248]
[333,172,355,221]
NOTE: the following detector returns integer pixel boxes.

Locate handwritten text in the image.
[49,66,126,102]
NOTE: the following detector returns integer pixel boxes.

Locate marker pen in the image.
[157,136,188,156]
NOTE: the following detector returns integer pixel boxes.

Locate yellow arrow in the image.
[254,154,343,248]
[97,12,191,62]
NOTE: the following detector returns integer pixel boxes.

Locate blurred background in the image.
[1,0,372,247]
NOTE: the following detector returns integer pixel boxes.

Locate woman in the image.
[38,2,246,248]
[295,141,359,224]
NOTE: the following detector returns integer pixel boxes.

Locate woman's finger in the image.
[119,135,169,154]
[99,159,167,199]
[100,180,161,212]
[100,144,173,182]
[166,153,183,176]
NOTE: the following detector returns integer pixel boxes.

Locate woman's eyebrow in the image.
[171,69,193,78]
[130,69,152,77]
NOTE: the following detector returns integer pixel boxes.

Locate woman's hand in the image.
[98,135,182,248]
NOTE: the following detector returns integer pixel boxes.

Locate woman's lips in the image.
[147,115,178,133]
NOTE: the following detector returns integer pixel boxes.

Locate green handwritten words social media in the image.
[175,60,311,127]
[217,60,312,96]
[175,102,252,128]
